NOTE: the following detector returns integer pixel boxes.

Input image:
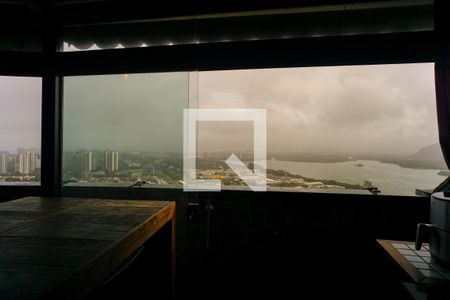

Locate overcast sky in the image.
[197,63,438,155]
[1,63,438,156]
[0,76,41,152]
[64,72,189,153]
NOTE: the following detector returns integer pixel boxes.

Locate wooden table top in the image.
[0,197,175,300]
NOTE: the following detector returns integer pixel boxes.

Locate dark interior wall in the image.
[181,191,429,300]
[57,187,428,299]
[0,187,40,203]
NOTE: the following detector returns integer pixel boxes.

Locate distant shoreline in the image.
[270,156,447,171]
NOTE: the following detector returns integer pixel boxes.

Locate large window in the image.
[197,63,445,196]
[62,63,445,196]
[0,76,42,185]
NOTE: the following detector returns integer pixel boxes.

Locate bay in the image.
[267,159,447,196]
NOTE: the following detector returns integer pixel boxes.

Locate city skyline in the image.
[0,145,445,196]
[0,148,41,176]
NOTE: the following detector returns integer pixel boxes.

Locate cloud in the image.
[63,73,188,152]
[0,76,41,152]
[0,63,432,156]
[198,63,438,155]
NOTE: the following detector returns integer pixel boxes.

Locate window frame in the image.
[59,31,437,198]
[0,74,43,195]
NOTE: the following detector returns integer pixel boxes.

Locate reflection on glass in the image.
[63,73,189,186]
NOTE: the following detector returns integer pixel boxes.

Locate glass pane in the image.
[197,63,444,196]
[0,76,42,185]
[63,72,188,187]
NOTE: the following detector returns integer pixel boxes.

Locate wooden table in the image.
[0,197,176,300]
[377,239,450,299]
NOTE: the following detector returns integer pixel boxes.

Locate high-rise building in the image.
[103,151,110,171]
[15,154,24,174]
[14,152,37,175]
[93,151,103,171]
[0,153,7,174]
[81,151,93,172]
[104,151,119,172]
[28,152,37,173]
[112,151,119,172]
[36,155,41,170]
[23,154,30,174]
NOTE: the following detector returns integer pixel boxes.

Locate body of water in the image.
[267,159,447,196]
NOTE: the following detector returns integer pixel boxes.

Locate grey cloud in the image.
[0,76,41,152]
[64,73,188,152]
[1,64,436,157]
[198,63,438,155]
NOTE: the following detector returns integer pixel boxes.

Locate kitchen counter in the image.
[377,239,450,300]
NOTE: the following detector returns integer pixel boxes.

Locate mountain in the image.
[394,143,448,170]
[355,143,448,170]
[410,143,446,162]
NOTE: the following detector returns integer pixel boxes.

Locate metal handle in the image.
[187,202,200,222]
[415,223,435,250]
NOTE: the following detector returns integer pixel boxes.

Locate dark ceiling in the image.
[0,0,433,52]
[0,0,429,24]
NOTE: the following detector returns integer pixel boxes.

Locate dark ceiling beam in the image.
[56,31,435,76]
[0,0,37,7]
[0,51,43,76]
[52,0,108,4]
[53,0,405,25]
